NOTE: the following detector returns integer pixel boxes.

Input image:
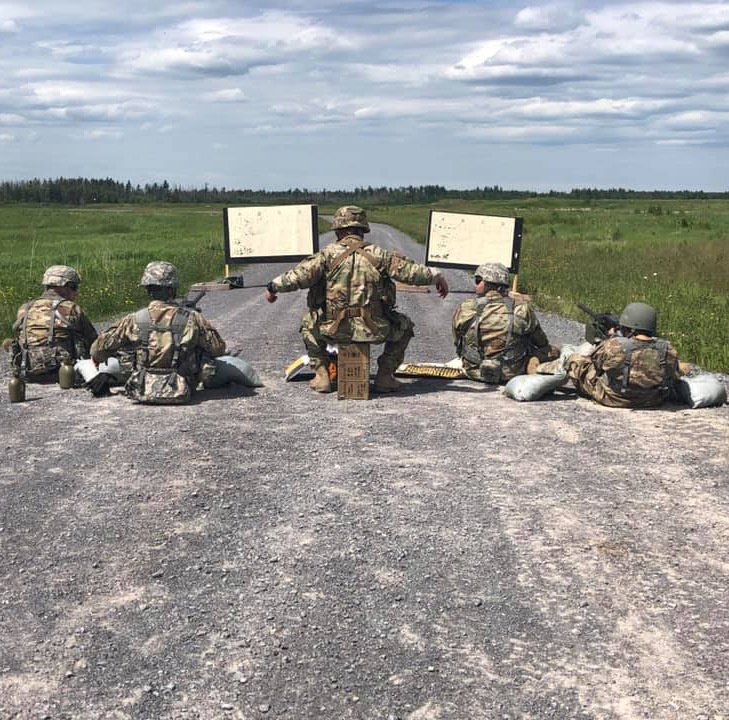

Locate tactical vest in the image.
[322,236,389,339]
[605,337,672,398]
[125,307,193,404]
[458,295,527,382]
[15,298,77,377]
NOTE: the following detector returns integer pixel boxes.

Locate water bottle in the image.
[58,356,75,389]
[8,376,26,403]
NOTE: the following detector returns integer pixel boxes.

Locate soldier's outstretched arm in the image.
[264,254,326,304]
[385,252,448,297]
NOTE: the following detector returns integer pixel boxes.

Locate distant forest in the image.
[1,177,727,205]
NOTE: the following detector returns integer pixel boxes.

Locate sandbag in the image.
[676,374,727,409]
[210,355,263,388]
[504,372,567,402]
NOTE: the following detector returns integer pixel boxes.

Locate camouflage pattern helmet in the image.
[42,265,81,287]
[619,302,657,334]
[140,261,180,288]
[332,206,370,233]
[474,262,509,286]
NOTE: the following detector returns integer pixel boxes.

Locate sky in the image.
[1,0,728,192]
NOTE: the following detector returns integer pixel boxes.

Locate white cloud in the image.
[119,13,351,78]
[0,1,727,189]
[0,113,24,124]
[83,128,124,139]
[514,3,584,32]
[203,88,246,103]
[0,132,16,141]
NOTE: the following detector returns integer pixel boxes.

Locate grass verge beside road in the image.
[369,199,729,371]
[1,200,727,371]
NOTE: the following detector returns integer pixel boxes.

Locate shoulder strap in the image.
[327,237,380,277]
[653,338,671,396]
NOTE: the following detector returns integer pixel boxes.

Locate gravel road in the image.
[1,224,728,720]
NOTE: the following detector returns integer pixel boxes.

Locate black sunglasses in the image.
[66,283,79,291]
[474,276,483,284]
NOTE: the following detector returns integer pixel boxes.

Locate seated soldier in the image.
[264,206,448,393]
[565,302,680,408]
[452,262,556,384]
[90,261,260,403]
[5,265,97,382]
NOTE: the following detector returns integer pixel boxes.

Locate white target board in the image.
[224,205,319,263]
[425,211,522,272]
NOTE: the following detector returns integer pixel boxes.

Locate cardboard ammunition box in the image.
[337,343,370,400]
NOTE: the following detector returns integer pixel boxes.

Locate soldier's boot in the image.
[309,366,332,393]
[373,367,403,393]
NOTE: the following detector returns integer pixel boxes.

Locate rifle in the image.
[179,289,206,311]
[577,303,619,343]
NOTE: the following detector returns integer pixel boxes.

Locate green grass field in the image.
[370,198,729,371]
[1,200,727,371]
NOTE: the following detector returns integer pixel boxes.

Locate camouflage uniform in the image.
[566,336,679,408]
[271,234,439,374]
[11,270,97,379]
[453,290,553,383]
[91,301,226,400]
[91,261,226,403]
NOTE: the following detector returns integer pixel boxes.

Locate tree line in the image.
[0,177,726,205]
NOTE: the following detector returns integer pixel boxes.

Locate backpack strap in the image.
[327,237,379,275]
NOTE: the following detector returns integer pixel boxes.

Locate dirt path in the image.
[1,225,728,720]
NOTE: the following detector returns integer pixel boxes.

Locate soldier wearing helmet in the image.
[90,261,229,403]
[565,301,680,408]
[265,206,449,393]
[452,262,557,384]
[5,264,97,381]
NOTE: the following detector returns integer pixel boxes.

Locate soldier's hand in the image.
[435,275,449,299]
[264,289,278,304]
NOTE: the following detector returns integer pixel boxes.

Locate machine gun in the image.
[577,303,619,343]
[179,289,206,311]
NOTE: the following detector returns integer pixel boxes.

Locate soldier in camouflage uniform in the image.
[566,302,680,408]
[91,261,226,404]
[452,263,556,384]
[265,206,449,393]
[6,265,97,380]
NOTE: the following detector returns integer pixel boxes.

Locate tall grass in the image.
[0,204,226,336]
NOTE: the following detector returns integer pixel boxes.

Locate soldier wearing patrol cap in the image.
[452,262,556,384]
[264,206,449,394]
[5,264,98,380]
[564,301,681,408]
[91,261,228,403]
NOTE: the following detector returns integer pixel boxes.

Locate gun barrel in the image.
[183,290,206,308]
[577,302,598,319]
